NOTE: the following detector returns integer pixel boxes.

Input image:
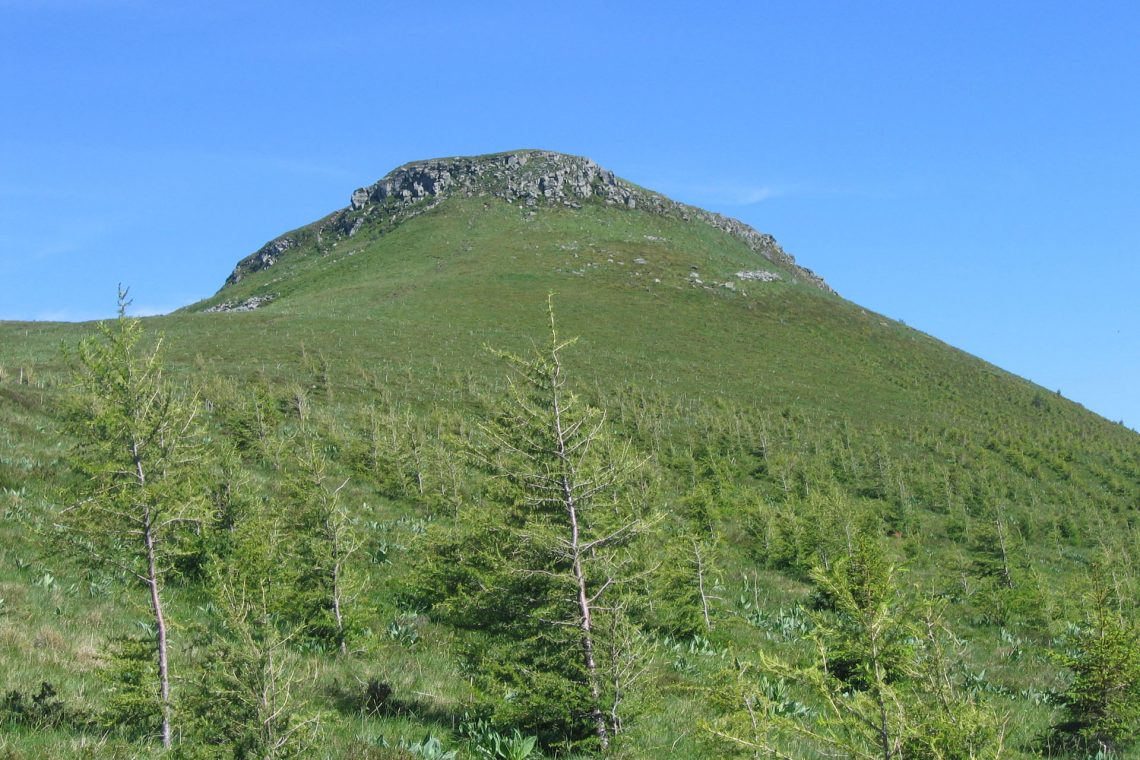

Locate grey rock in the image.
[204,294,275,313]
[736,270,782,283]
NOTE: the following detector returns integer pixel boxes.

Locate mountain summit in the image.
[222,150,830,293]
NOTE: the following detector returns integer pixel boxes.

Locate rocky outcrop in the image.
[224,150,831,292]
[736,270,783,282]
[348,151,621,210]
[204,294,275,312]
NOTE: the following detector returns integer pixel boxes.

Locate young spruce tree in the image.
[1050,565,1140,754]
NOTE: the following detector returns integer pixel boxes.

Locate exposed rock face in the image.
[237,238,295,278]
[348,151,619,210]
[204,294,275,313]
[224,150,831,293]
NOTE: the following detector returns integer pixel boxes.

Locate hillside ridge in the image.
[223,149,832,293]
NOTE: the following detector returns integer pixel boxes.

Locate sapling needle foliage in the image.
[58,291,207,749]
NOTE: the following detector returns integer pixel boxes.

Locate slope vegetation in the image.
[0,151,1137,758]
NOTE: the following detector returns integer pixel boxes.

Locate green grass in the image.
[0,186,1138,757]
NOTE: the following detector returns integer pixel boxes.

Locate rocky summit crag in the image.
[224,150,831,292]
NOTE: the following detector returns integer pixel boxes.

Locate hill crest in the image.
[223,149,831,293]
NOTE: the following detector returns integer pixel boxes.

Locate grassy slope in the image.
[177,197,1065,421]
[0,192,1138,757]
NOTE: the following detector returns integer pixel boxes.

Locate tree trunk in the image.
[551,357,610,750]
[868,620,891,760]
[996,518,1015,589]
[331,553,346,656]
[570,521,609,750]
[145,519,173,750]
[135,445,172,750]
[695,540,712,630]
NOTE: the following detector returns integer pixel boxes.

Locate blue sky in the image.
[1,2,1137,429]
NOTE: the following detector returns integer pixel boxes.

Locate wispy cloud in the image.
[173,150,358,184]
[706,185,781,205]
[1,302,183,322]
[0,183,90,202]
[648,178,900,209]
[0,0,143,10]
[647,180,791,208]
[127,292,201,318]
[22,308,108,323]
[29,241,82,261]
[128,303,175,317]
